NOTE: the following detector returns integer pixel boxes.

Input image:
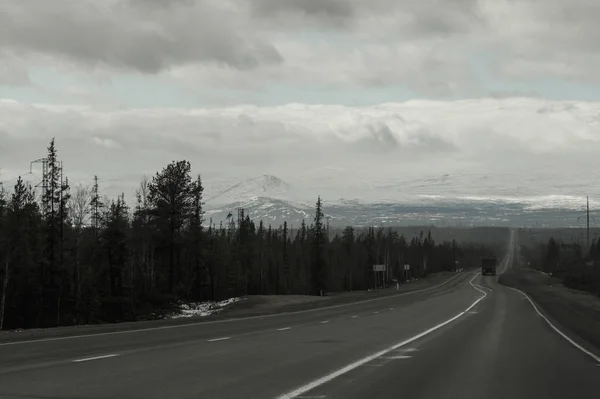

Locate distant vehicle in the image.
[481,257,497,276]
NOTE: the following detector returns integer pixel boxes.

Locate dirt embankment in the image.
[499,267,600,354]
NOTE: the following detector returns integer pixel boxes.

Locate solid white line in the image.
[401,348,418,352]
[472,282,493,292]
[73,354,120,363]
[1,273,467,347]
[507,286,600,364]
[207,337,231,342]
[278,327,292,331]
[381,355,412,359]
[275,274,488,399]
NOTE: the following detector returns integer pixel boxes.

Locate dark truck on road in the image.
[481,257,497,276]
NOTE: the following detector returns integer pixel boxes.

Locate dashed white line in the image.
[207,337,231,342]
[320,321,330,324]
[275,273,488,399]
[278,327,292,331]
[389,308,394,311]
[381,355,412,360]
[73,354,120,363]
[507,286,600,364]
[351,315,358,319]
[373,311,380,314]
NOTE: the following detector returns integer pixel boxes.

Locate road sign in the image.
[404,264,410,271]
[373,264,386,272]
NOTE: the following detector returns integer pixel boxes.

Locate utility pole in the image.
[587,196,590,251]
[30,158,49,216]
[452,239,456,271]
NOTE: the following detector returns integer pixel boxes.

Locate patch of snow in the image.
[169,297,242,319]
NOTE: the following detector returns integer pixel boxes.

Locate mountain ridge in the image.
[203,174,599,228]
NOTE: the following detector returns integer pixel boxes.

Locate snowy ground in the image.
[168,298,242,319]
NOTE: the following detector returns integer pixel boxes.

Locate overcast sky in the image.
[1,0,600,204]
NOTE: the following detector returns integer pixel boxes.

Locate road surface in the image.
[1,230,599,399]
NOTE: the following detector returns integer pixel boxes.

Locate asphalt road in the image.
[1,230,599,399]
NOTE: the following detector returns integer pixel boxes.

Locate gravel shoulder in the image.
[0,271,458,344]
[499,266,600,355]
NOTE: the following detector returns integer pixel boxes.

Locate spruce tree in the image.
[311,196,327,295]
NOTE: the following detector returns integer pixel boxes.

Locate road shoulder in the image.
[499,266,600,356]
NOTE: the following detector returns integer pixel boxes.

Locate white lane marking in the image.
[320,321,330,324]
[381,355,412,359]
[207,337,231,342]
[389,308,394,311]
[297,396,326,399]
[73,354,120,363]
[275,274,488,399]
[278,327,292,331]
[507,286,600,364]
[402,348,418,352]
[351,316,358,319]
[373,311,380,314]
[472,282,493,292]
[0,273,466,346]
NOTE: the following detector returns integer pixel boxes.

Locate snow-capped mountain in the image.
[204,174,599,228]
[207,175,299,206]
[204,175,313,226]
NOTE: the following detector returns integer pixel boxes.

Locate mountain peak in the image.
[254,175,291,190]
[207,175,292,206]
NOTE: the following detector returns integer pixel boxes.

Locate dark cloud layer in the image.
[0,0,282,73]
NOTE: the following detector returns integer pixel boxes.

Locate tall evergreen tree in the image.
[311,196,327,295]
[147,160,196,294]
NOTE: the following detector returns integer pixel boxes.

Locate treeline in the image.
[0,139,493,330]
[527,237,600,296]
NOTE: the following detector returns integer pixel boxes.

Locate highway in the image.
[1,230,599,399]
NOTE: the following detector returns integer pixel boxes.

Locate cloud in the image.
[2,0,599,99]
[1,98,599,202]
[0,54,30,86]
[253,0,355,20]
[0,0,282,73]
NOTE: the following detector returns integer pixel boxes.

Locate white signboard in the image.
[373,264,386,272]
[404,264,410,271]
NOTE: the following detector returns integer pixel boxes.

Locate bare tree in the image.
[69,184,91,314]
[69,184,91,231]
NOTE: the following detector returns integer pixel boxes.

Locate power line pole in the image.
[30,158,49,216]
[587,196,590,251]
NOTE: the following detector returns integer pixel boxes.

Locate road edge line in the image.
[507,286,600,364]
[0,273,466,346]
[72,354,120,363]
[275,274,487,399]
